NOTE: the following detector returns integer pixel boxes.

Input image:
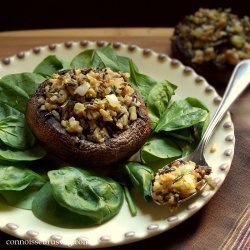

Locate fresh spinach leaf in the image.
[94,45,120,70]
[71,46,131,73]
[186,97,209,112]
[0,103,21,120]
[155,99,209,133]
[0,115,35,149]
[174,139,197,157]
[0,145,46,162]
[0,163,46,209]
[146,98,209,166]
[116,56,131,73]
[0,165,46,191]
[0,73,45,113]
[48,167,124,224]
[32,183,96,228]
[0,182,44,210]
[141,136,182,164]
[129,60,157,102]
[147,80,177,128]
[186,97,210,140]
[167,128,195,143]
[194,116,210,141]
[33,55,70,77]
[119,162,154,202]
[70,49,94,68]
[140,136,181,169]
[0,73,46,155]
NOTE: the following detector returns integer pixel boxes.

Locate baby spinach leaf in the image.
[0,73,45,113]
[141,136,182,164]
[185,97,210,140]
[129,60,157,102]
[33,55,70,77]
[0,182,44,210]
[194,115,210,141]
[0,145,46,162]
[116,55,131,73]
[174,139,197,157]
[70,49,94,68]
[0,115,35,149]
[48,167,124,224]
[167,128,195,143]
[147,80,177,128]
[0,72,47,153]
[155,99,209,133]
[0,103,36,150]
[120,162,154,202]
[71,46,131,73]
[0,103,21,120]
[32,183,96,228]
[186,97,209,112]
[93,46,132,72]
[0,72,46,160]
[145,98,209,167]
[0,164,46,191]
[94,45,120,70]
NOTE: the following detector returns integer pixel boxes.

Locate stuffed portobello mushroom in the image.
[171,8,250,86]
[26,67,151,168]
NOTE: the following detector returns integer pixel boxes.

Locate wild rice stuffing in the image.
[152,160,211,209]
[38,68,141,143]
[172,8,250,65]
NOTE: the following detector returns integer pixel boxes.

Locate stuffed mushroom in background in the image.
[26,68,151,168]
[171,8,250,86]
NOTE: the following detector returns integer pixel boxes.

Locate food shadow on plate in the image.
[0,196,17,212]
[130,189,172,220]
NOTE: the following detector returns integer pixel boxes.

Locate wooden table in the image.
[0,28,172,58]
[0,28,249,250]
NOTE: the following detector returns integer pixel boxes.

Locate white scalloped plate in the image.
[0,41,235,248]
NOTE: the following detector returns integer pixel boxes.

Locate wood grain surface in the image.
[0,28,172,58]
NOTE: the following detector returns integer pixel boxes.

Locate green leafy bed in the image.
[0,45,209,228]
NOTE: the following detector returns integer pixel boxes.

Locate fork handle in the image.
[196,59,250,157]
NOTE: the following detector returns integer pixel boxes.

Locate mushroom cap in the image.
[26,80,151,168]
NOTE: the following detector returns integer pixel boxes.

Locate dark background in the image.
[0,0,249,31]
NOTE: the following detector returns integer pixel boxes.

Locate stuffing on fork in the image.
[152,160,212,209]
